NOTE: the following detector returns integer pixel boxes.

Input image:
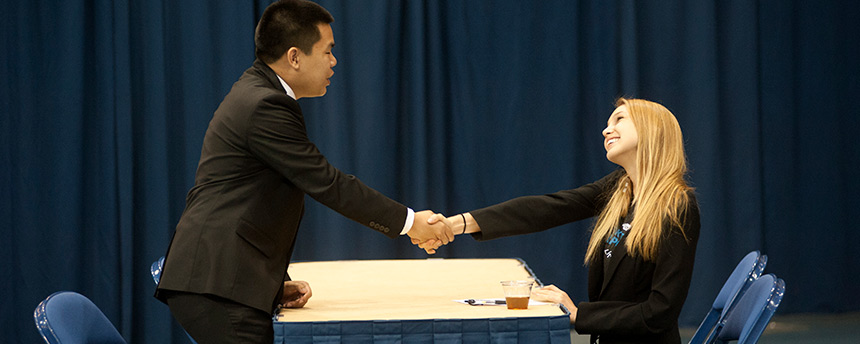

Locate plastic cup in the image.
[500,280,533,309]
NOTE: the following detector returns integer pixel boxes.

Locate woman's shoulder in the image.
[592,168,625,192]
[673,189,701,238]
[681,189,700,216]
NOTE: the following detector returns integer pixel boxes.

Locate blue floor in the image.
[569,312,860,343]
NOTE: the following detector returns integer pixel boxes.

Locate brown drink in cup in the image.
[505,296,530,309]
[500,280,533,310]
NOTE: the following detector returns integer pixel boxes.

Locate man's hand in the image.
[280,281,312,308]
[407,210,454,254]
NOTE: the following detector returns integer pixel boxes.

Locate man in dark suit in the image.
[154,1,453,342]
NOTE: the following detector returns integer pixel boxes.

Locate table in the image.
[273,258,571,343]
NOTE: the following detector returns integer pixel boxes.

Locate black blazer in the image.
[471,170,700,344]
[155,60,407,313]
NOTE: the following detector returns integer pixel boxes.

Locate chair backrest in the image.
[34,291,127,344]
[715,274,785,344]
[688,251,767,344]
[715,252,767,316]
[151,256,165,284]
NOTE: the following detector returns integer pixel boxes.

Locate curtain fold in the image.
[4,1,859,342]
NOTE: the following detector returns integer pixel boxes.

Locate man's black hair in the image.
[255,0,334,64]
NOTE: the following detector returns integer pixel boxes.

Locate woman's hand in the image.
[412,213,453,254]
[412,213,459,254]
[413,212,482,253]
[531,284,577,324]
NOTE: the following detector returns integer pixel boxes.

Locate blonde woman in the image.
[426,98,700,344]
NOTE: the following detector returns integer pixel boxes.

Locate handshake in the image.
[406,210,473,254]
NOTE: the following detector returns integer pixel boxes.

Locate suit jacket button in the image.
[383,227,390,233]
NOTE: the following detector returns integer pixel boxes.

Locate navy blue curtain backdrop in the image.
[3,0,859,342]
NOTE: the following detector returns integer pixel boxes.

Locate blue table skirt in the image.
[273,314,572,343]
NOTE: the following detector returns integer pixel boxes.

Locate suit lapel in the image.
[599,208,635,297]
[599,239,628,297]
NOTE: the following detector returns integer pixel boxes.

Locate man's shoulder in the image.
[235,64,277,91]
[226,66,290,105]
[214,61,301,120]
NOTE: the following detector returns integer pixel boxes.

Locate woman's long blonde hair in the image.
[585,98,693,263]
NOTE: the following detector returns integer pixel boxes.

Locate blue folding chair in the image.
[34,291,127,344]
[714,274,785,344]
[689,251,767,344]
[151,256,166,284]
[151,256,198,344]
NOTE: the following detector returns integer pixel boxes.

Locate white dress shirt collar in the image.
[276,74,297,100]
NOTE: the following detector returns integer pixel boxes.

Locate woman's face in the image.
[603,104,639,168]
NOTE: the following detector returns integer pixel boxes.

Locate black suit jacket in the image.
[155,60,407,312]
[470,170,700,344]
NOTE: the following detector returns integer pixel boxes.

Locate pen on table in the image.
[465,299,506,306]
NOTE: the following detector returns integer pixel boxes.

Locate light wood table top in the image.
[276,259,566,322]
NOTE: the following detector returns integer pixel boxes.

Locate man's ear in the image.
[285,47,301,69]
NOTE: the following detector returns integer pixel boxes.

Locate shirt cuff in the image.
[400,208,415,235]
